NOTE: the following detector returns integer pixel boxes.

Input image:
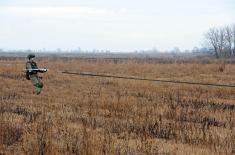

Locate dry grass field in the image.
[0,57,234,155]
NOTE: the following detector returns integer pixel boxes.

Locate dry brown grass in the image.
[0,57,234,155]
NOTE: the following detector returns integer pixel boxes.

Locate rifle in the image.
[24,69,48,73]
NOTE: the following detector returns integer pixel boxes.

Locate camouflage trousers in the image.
[30,75,43,94]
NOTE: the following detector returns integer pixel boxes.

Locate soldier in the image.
[26,54,47,95]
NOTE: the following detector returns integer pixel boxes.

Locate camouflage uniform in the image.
[26,55,44,94]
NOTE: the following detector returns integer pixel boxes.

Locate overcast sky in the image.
[0,0,235,52]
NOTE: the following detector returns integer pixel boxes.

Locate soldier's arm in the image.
[34,62,48,73]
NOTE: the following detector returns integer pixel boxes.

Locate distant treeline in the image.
[1,53,235,64]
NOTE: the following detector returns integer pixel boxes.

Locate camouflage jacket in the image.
[26,61,39,75]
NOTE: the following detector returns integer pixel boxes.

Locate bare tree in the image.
[204,25,235,58]
[218,28,226,57]
[224,26,233,56]
[204,28,220,58]
[232,24,235,55]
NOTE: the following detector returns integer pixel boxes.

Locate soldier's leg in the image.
[35,86,42,94]
[30,76,44,94]
[35,82,43,94]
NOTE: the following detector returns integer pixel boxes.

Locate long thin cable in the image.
[61,71,235,88]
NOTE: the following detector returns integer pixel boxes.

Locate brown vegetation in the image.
[0,57,234,154]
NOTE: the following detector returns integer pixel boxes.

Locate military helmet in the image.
[27,54,35,59]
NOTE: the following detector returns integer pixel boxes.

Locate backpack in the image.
[25,62,31,80]
[26,70,30,80]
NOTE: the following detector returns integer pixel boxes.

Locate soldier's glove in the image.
[38,69,48,73]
